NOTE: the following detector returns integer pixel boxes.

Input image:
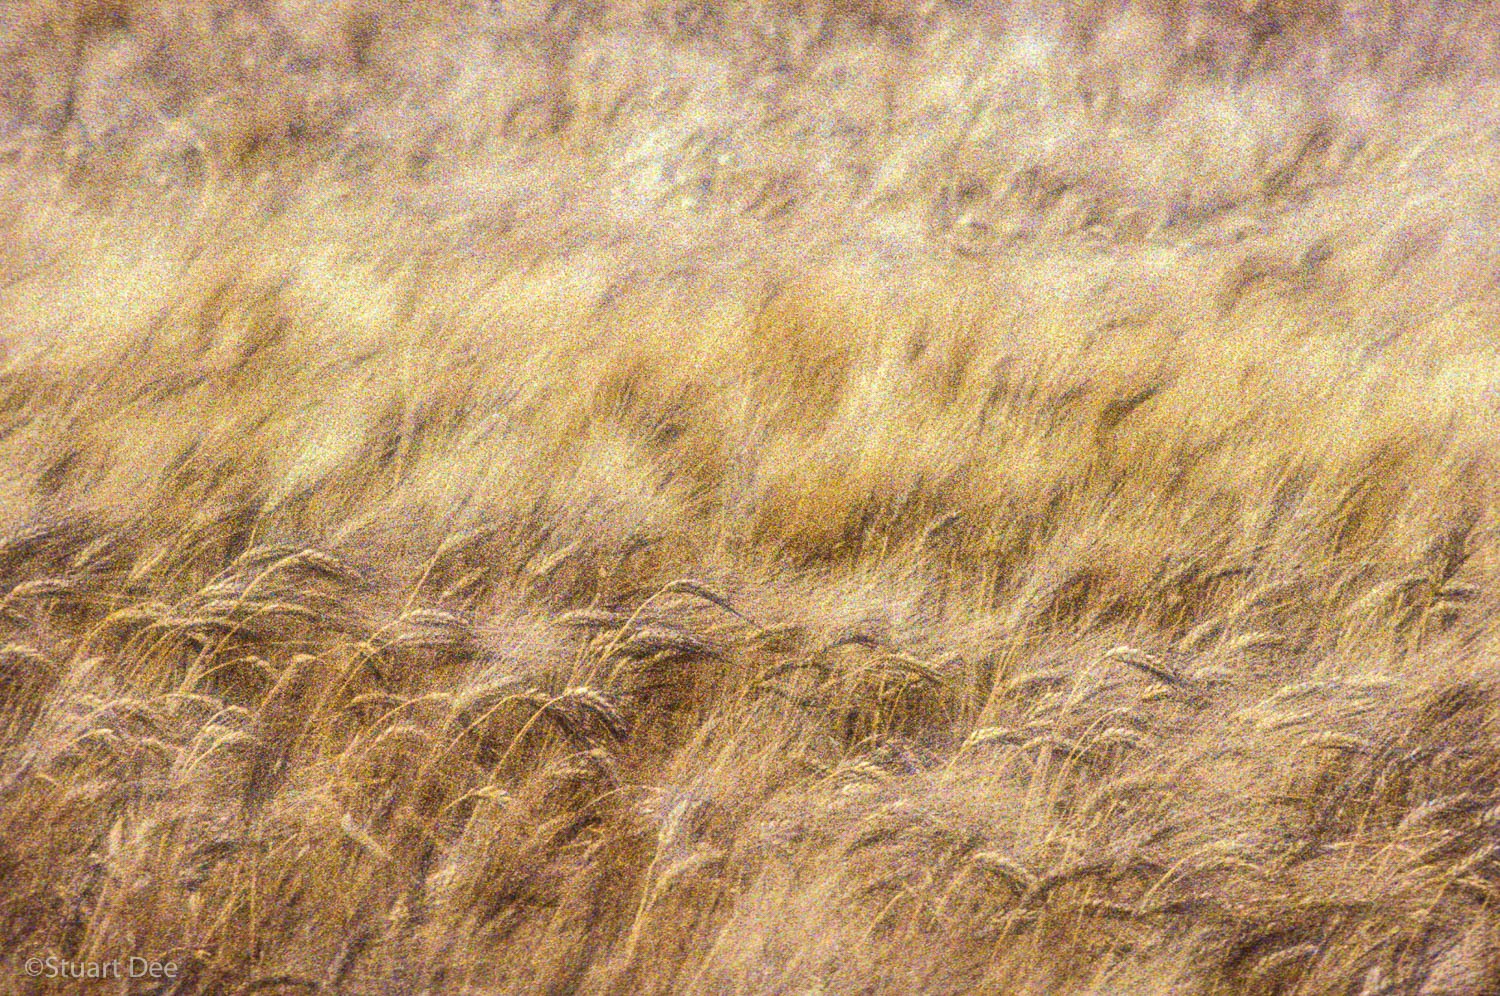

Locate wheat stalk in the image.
[1249,943,1321,984]
[969,851,1038,896]
[1102,645,1201,691]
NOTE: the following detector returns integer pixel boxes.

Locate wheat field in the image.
[0,1,1498,993]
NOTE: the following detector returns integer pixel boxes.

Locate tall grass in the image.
[0,1,1498,993]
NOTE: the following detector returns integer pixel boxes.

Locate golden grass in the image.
[0,0,1499,993]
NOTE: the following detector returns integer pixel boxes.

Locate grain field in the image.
[1,2,1498,994]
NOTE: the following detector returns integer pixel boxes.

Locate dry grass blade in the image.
[290,548,370,587]
[556,607,633,633]
[1248,943,1321,985]
[189,598,324,627]
[1059,899,1142,922]
[223,544,303,574]
[1396,794,1485,832]
[372,608,478,655]
[879,653,949,687]
[1004,667,1074,699]
[341,691,407,719]
[0,642,56,678]
[337,812,393,865]
[527,541,583,580]
[660,578,757,624]
[5,577,81,600]
[962,726,1027,751]
[761,659,836,682]
[1449,842,1499,881]
[557,686,631,742]
[444,783,513,814]
[1086,727,1148,752]
[1022,860,1116,904]
[612,624,722,661]
[818,628,892,654]
[969,851,1038,896]
[1302,731,1375,754]
[366,724,437,756]
[1102,645,1201,690]
[1227,630,1286,654]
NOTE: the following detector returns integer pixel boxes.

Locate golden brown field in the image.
[1,1,1498,993]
